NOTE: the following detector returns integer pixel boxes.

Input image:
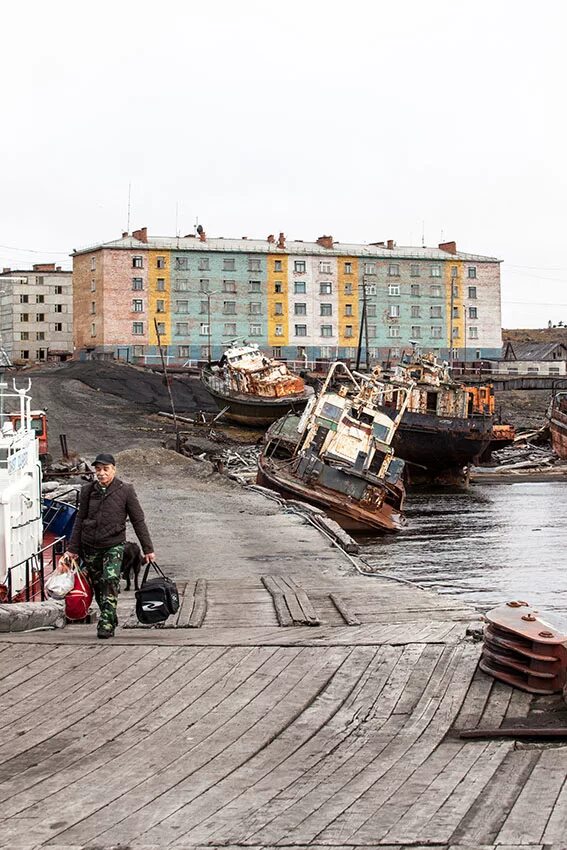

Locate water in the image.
[360,481,567,615]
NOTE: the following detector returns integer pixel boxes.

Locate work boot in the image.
[97,624,114,639]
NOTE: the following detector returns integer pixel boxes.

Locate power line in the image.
[0,244,69,255]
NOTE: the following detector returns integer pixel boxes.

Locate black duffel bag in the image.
[135,561,179,624]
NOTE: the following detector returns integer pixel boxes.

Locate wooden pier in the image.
[1,452,566,850]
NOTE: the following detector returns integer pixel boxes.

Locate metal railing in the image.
[6,534,66,602]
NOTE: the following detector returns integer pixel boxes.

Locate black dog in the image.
[121,541,143,591]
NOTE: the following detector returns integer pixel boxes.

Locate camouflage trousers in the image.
[82,544,125,633]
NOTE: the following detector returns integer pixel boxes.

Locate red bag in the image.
[65,569,93,621]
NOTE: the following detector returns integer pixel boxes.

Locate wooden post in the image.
[154,318,180,451]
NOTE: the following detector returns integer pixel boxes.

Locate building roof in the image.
[503,341,567,361]
[0,269,71,275]
[72,234,500,263]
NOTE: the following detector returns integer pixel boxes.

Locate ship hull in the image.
[550,395,567,460]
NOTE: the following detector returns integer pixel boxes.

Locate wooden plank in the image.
[262,576,293,627]
[329,593,361,626]
[188,578,208,628]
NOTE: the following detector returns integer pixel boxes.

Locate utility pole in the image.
[207,293,212,363]
[154,318,180,451]
[449,274,455,370]
[355,280,368,371]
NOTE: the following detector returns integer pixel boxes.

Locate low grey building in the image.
[0,264,73,364]
[492,341,567,376]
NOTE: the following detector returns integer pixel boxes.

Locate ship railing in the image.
[5,534,67,603]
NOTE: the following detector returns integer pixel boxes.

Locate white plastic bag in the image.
[45,565,76,599]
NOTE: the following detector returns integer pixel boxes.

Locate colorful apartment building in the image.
[72,228,502,364]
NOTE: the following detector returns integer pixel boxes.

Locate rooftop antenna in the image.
[194,216,199,233]
[127,182,131,233]
[421,220,425,247]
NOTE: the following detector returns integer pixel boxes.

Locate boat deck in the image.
[1,457,566,850]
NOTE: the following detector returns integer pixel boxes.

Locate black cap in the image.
[93,453,116,466]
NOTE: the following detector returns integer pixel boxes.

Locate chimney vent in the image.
[277,232,286,249]
[267,234,275,244]
[32,263,56,272]
[132,226,148,243]
[316,235,334,249]
[2,267,10,274]
[122,231,128,238]
[56,265,61,271]
[387,239,395,250]
[439,240,457,254]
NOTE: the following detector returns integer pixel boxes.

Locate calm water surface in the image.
[360,482,567,614]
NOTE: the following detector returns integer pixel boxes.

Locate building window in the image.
[430,306,442,318]
[344,303,353,316]
[36,313,45,321]
[468,266,477,278]
[364,262,376,275]
[54,305,63,313]
[274,302,283,315]
[431,326,442,339]
[155,322,165,335]
[90,302,96,315]
[174,279,190,291]
[36,331,45,341]
[176,322,189,335]
[274,260,283,272]
[344,262,352,274]
[320,325,333,337]
[223,301,236,314]
[132,256,143,268]
[389,304,400,318]
[275,325,283,336]
[452,327,460,338]
[293,260,305,273]
[366,304,376,317]
[175,257,189,270]
[549,367,561,375]
[294,281,306,294]
[410,284,421,297]
[249,323,262,336]
[527,367,539,374]
[91,279,96,292]
[272,347,282,358]
[430,265,441,277]
[89,322,96,338]
[132,345,144,357]
[469,306,478,319]
[19,294,28,303]
[411,326,421,338]
[411,305,421,318]
[388,264,400,277]
[90,257,96,271]
[320,282,332,295]
[468,286,477,299]
[248,258,261,271]
[132,299,143,312]
[198,258,210,271]
[54,285,63,294]
[320,346,333,358]
[410,264,420,277]
[344,283,353,295]
[178,345,190,358]
[249,280,261,293]
[35,276,44,285]
[368,325,377,338]
[156,300,165,313]
[249,302,262,315]
[223,280,236,293]
[176,301,189,313]
[320,303,332,316]
[199,278,210,292]
[388,284,400,296]
[295,324,307,337]
[199,300,208,314]
[319,261,331,274]
[20,313,29,322]
[21,350,29,359]
[223,322,237,336]
[430,284,442,297]
[451,266,458,278]
[453,306,459,318]
[344,325,354,338]
[294,303,307,315]
[132,322,144,335]
[156,278,166,291]
[274,282,283,293]
[469,326,479,339]
[223,258,236,271]
[132,278,143,290]
[54,323,62,332]
[388,326,400,338]
[156,256,166,269]
[35,294,44,304]
[199,323,209,336]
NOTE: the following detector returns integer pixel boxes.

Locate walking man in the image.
[66,453,155,639]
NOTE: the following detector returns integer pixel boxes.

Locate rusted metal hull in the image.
[201,371,312,426]
[550,396,567,460]
[257,454,404,533]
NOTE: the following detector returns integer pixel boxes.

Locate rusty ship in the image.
[257,362,412,533]
[201,342,314,426]
[550,390,567,459]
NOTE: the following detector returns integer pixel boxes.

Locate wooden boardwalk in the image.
[1,463,566,849]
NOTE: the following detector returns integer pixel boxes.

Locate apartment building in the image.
[0,264,73,364]
[72,228,502,364]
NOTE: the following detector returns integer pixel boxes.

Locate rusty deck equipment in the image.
[480,601,567,694]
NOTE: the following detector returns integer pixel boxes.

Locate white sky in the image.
[1,0,566,328]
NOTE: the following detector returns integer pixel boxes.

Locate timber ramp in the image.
[0,450,566,850]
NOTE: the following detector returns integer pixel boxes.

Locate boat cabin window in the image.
[31,418,45,434]
[385,457,405,484]
[372,421,390,441]
[426,392,438,413]
[320,401,342,422]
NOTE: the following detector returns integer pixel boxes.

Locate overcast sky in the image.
[1,0,565,328]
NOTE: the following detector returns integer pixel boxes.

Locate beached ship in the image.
[550,391,567,459]
[257,362,411,533]
[201,342,313,426]
[372,353,507,484]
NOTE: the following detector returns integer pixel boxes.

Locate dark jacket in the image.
[68,478,154,554]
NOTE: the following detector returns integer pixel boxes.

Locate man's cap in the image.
[93,453,116,466]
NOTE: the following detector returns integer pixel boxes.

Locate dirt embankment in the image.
[494,388,551,430]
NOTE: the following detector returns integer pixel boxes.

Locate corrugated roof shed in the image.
[503,341,567,361]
